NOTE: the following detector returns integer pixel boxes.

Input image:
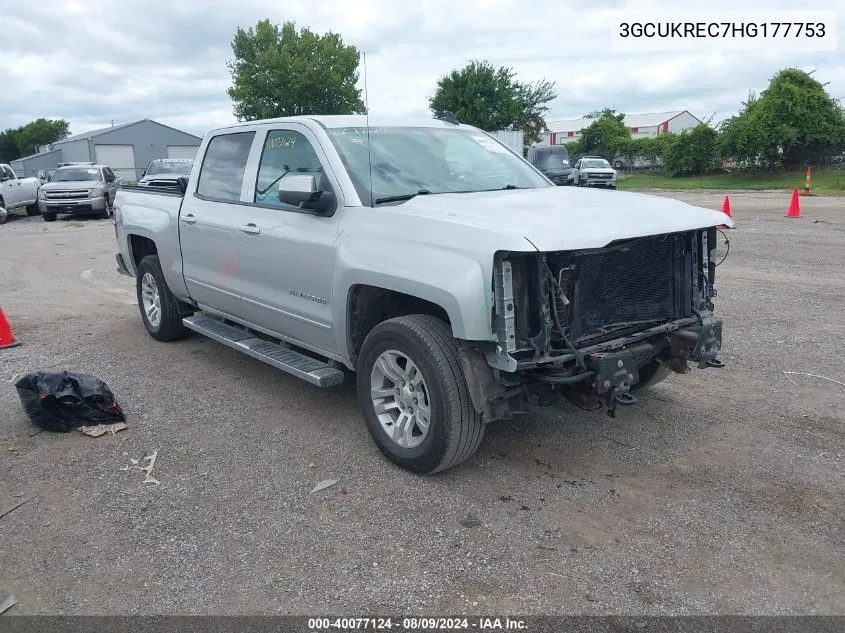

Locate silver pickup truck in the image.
[113,114,733,475]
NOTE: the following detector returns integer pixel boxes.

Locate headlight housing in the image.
[89,185,105,198]
[38,188,46,199]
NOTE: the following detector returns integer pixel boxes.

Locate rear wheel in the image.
[136,254,192,342]
[26,203,40,216]
[357,314,485,475]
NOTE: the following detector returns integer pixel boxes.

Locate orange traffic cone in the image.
[803,166,811,196]
[718,195,732,229]
[786,188,801,218]
[0,307,20,349]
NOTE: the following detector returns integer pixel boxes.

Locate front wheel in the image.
[26,203,41,216]
[357,314,485,475]
[631,360,672,392]
[136,254,191,342]
[43,212,57,222]
[101,196,111,219]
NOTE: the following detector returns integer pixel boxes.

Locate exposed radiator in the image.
[549,233,694,345]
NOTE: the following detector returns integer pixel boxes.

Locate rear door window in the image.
[196,132,256,201]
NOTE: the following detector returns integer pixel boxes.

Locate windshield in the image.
[51,167,101,182]
[581,159,611,169]
[326,126,551,205]
[536,148,570,169]
[146,161,192,176]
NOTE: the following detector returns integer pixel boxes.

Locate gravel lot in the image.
[1,191,843,616]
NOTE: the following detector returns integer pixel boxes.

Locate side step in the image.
[182,315,345,388]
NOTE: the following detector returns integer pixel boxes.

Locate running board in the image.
[182,315,344,388]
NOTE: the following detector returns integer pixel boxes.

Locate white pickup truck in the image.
[114,114,733,474]
[0,164,41,223]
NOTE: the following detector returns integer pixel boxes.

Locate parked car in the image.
[137,158,194,188]
[0,164,41,223]
[526,144,572,185]
[570,156,617,188]
[37,163,120,222]
[113,115,731,474]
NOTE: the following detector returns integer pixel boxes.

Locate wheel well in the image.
[347,285,451,364]
[129,235,158,269]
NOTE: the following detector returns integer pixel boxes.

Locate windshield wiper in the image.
[374,189,431,204]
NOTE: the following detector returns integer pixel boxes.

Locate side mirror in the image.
[278,173,335,213]
[140,170,146,178]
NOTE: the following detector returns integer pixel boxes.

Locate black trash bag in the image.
[15,371,126,432]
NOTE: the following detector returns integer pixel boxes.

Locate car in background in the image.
[37,163,120,222]
[137,158,194,188]
[526,145,572,185]
[0,163,41,222]
[570,156,617,189]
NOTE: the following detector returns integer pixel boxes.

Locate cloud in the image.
[2,0,843,138]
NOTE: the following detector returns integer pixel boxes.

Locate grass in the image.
[617,169,845,195]
[68,221,85,228]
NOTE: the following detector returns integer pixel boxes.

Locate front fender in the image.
[333,240,496,356]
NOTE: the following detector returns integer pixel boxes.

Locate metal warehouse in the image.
[10,119,203,181]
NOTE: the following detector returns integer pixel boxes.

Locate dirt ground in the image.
[0,190,843,616]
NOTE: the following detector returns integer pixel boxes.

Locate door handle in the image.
[240,223,260,235]
[180,214,197,225]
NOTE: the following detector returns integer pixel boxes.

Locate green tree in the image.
[513,78,557,151]
[429,60,557,151]
[227,19,365,121]
[0,127,23,163]
[720,69,845,169]
[14,118,70,157]
[662,124,720,176]
[572,109,629,161]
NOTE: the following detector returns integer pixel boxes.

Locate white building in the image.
[540,110,704,146]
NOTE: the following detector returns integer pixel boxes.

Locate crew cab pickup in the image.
[113,115,733,475]
[0,164,40,223]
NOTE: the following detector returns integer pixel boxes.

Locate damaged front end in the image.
[467,227,725,420]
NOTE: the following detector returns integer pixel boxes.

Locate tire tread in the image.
[136,254,191,342]
[361,314,484,474]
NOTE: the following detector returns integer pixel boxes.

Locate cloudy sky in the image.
[2,0,843,139]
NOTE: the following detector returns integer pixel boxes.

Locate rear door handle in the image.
[180,214,197,225]
[240,223,260,235]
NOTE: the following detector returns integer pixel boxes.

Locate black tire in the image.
[631,360,672,392]
[135,254,192,342]
[614,160,624,169]
[43,212,57,222]
[26,203,41,216]
[101,196,111,219]
[357,314,485,475]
